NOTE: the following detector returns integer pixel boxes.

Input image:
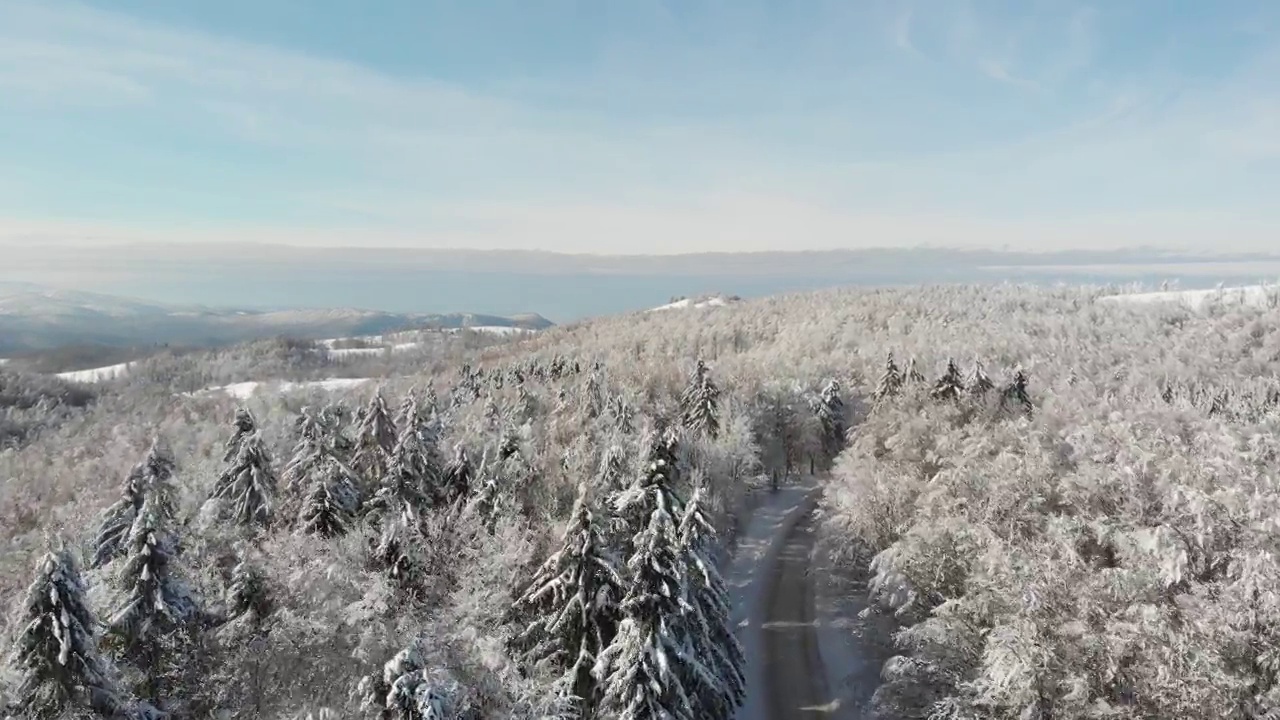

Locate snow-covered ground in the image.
[726,479,820,720]
[442,325,532,335]
[325,342,421,358]
[648,296,731,312]
[55,362,134,383]
[1098,284,1277,310]
[183,377,372,400]
[813,549,896,719]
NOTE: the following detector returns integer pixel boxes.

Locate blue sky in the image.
[1,0,1278,253]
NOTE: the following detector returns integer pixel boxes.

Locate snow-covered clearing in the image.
[55,362,133,383]
[648,296,730,312]
[325,342,421,358]
[727,479,821,720]
[183,378,372,400]
[1098,284,1277,310]
[442,325,531,336]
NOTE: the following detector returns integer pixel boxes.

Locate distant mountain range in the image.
[0,286,552,354]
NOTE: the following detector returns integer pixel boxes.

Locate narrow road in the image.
[761,510,839,718]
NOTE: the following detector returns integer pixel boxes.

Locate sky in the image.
[1,0,1279,254]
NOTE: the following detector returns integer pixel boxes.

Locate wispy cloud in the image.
[0,0,1278,254]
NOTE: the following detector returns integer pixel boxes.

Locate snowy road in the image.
[761,510,838,718]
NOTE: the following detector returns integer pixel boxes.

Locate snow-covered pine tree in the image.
[931,358,965,403]
[108,490,199,703]
[966,361,994,398]
[224,554,271,625]
[8,547,123,718]
[351,390,398,497]
[595,454,696,720]
[357,642,469,720]
[371,517,424,598]
[367,415,434,526]
[582,370,605,419]
[91,438,179,570]
[680,359,721,439]
[873,352,903,403]
[1000,367,1034,417]
[223,407,257,463]
[508,485,624,715]
[608,394,635,435]
[812,379,846,468]
[211,431,277,527]
[297,459,358,538]
[440,445,473,506]
[905,356,926,384]
[675,485,745,720]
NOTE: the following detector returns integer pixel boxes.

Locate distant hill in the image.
[0,287,552,355]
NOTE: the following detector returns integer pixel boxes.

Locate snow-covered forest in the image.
[3,282,1280,719]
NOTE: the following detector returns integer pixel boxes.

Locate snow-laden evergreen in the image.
[367,416,435,526]
[675,485,745,720]
[224,554,271,625]
[282,405,345,498]
[351,390,398,496]
[508,484,624,715]
[439,445,473,506]
[930,358,965,403]
[108,494,199,649]
[811,379,846,468]
[1000,367,1034,416]
[905,356,926,384]
[297,458,358,538]
[680,359,721,439]
[8,548,122,718]
[223,407,258,463]
[966,361,994,397]
[372,517,424,597]
[357,643,469,720]
[594,454,695,720]
[211,430,278,527]
[873,352,902,403]
[91,438,177,569]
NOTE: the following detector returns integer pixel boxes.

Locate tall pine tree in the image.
[351,390,398,497]
[873,352,903,403]
[8,547,123,719]
[676,485,746,720]
[91,438,177,569]
[211,431,277,528]
[508,485,624,715]
[680,359,721,439]
[595,453,696,720]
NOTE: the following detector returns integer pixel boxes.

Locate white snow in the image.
[55,362,133,383]
[443,325,531,335]
[325,342,421,358]
[184,377,372,399]
[1098,284,1277,310]
[648,296,731,312]
[0,358,8,366]
[812,548,893,718]
[726,479,820,720]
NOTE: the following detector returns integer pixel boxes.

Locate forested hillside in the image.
[3,282,1280,719]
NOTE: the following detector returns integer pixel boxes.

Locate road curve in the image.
[761,510,839,718]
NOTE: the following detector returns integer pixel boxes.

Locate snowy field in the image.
[181,378,372,400]
[1098,284,1277,310]
[648,296,730,312]
[54,362,134,383]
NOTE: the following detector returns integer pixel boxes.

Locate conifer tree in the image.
[223,407,257,463]
[108,490,199,704]
[873,352,903,403]
[8,548,123,719]
[367,417,433,525]
[297,459,358,538]
[931,358,966,403]
[91,438,178,569]
[812,379,846,468]
[905,356,926,384]
[595,455,695,720]
[680,359,721,439]
[224,555,271,625]
[676,486,745,720]
[358,642,468,720]
[439,445,473,506]
[371,518,424,598]
[967,361,995,398]
[351,390,398,494]
[508,485,624,715]
[211,431,277,527]
[1000,368,1034,416]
